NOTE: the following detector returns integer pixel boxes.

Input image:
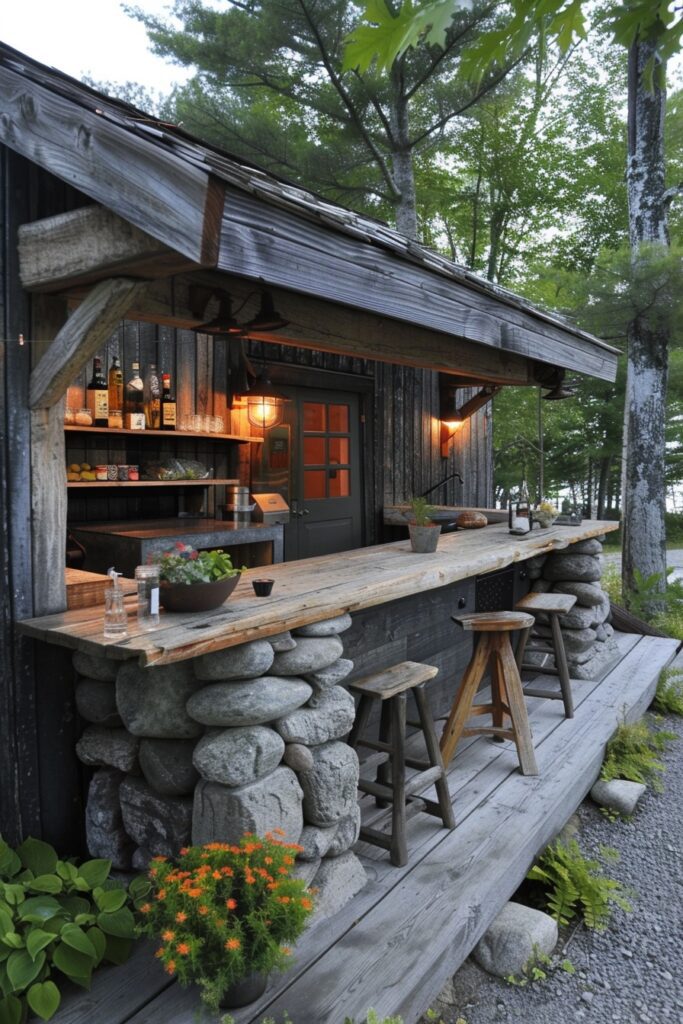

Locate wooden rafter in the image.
[29,278,146,409]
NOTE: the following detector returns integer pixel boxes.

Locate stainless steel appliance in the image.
[223,485,254,524]
[252,493,290,525]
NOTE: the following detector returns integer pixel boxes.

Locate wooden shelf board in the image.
[64,426,263,443]
[67,479,239,489]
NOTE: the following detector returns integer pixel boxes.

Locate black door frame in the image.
[264,363,376,547]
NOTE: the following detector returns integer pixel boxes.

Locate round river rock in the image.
[73,650,118,682]
[271,636,344,676]
[294,614,352,637]
[116,661,202,739]
[186,676,312,727]
[192,766,304,846]
[275,686,356,746]
[193,640,274,681]
[192,726,285,787]
[75,678,122,727]
[139,738,199,796]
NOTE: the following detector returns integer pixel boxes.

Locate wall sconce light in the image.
[440,383,501,458]
[244,292,289,332]
[245,368,291,429]
[197,295,244,335]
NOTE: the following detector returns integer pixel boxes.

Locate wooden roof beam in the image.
[18,205,200,292]
[29,277,147,409]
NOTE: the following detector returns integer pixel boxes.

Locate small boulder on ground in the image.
[590,778,647,816]
[472,901,558,978]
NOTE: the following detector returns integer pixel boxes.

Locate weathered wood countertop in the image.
[17,520,618,668]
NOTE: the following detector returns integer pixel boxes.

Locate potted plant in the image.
[533,501,559,529]
[405,496,441,553]
[151,543,244,612]
[134,833,314,1011]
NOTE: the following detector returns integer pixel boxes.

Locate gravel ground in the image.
[420,710,683,1024]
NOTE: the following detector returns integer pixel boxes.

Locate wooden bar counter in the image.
[18,520,617,668]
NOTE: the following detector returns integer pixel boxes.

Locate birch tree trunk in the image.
[622,37,669,608]
[389,64,419,239]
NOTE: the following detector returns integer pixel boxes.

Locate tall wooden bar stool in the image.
[440,611,538,776]
[514,591,578,718]
[347,661,455,867]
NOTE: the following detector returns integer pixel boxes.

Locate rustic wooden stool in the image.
[440,611,538,776]
[514,591,578,718]
[347,661,455,867]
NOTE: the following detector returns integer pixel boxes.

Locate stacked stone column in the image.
[525,535,617,679]
[74,614,367,919]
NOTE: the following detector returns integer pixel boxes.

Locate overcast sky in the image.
[2,1,196,93]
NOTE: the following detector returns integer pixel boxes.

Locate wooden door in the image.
[285,389,363,560]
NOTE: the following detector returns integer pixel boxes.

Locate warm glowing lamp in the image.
[439,384,501,457]
[245,369,291,429]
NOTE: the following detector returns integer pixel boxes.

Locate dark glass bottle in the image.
[107,355,123,428]
[144,363,161,430]
[125,361,145,430]
[161,373,177,431]
[86,357,108,427]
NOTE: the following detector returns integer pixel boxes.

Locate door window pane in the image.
[328,437,349,465]
[329,469,350,498]
[303,403,325,432]
[303,437,326,465]
[328,404,349,432]
[304,470,326,499]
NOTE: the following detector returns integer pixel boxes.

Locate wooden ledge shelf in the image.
[67,478,239,489]
[64,425,263,443]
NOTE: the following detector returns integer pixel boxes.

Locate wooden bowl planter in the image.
[159,574,241,612]
[408,523,442,553]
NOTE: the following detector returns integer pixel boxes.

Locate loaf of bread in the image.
[456,511,488,529]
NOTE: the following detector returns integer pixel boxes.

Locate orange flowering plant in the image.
[133,832,314,1010]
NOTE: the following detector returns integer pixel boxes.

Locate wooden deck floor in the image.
[55,632,678,1024]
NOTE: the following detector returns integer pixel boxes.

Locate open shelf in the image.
[64,426,263,443]
[67,479,239,489]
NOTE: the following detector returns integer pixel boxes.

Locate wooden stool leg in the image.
[390,693,408,867]
[494,636,539,776]
[549,613,574,718]
[515,625,533,673]
[347,694,373,749]
[376,699,392,807]
[491,648,508,743]
[414,685,455,830]
[440,633,492,767]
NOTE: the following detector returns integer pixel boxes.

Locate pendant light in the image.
[197,295,243,335]
[246,366,291,429]
[244,292,289,332]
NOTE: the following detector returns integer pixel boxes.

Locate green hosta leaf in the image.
[29,876,63,896]
[0,948,10,964]
[0,994,22,1024]
[7,948,45,990]
[1,887,24,908]
[60,924,96,960]
[56,861,79,884]
[16,839,58,879]
[51,942,93,987]
[0,911,12,938]
[57,895,91,919]
[86,927,106,967]
[94,888,126,913]
[74,914,96,927]
[27,980,61,1021]
[76,860,110,890]
[26,929,54,961]
[97,906,135,939]
[0,936,22,951]
[128,876,151,901]
[103,934,132,965]
[17,897,61,923]
[0,845,21,881]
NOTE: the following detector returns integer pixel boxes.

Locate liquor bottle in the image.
[107,355,123,428]
[86,357,108,427]
[160,373,177,430]
[124,361,146,430]
[144,363,161,430]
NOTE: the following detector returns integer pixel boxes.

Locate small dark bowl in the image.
[159,574,240,612]
[252,578,274,597]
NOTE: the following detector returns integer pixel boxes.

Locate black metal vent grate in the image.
[475,567,515,612]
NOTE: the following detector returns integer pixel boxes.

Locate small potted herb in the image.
[134,833,314,1011]
[151,543,244,612]
[405,496,441,553]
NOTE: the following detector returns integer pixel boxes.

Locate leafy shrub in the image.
[526,839,632,930]
[134,834,314,1012]
[0,836,138,1022]
[601,716,677,792]
[653,668,683,715]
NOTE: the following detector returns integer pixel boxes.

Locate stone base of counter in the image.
[525,535,619,678]
[74,612,367,920]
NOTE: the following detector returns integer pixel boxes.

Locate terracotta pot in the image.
[158,574,240,612]
[219,972,268,1009]
[408,523,441,553]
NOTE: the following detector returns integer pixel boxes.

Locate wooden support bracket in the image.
[29,277,147,409]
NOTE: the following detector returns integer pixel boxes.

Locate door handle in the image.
[302,509,310,516]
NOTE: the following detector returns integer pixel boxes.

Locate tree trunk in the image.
[597,455,611,519]
[622,38,669,611]
[389,68,418,240]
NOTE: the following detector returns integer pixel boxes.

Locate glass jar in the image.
[103,586,128,638]
[135,565,160,630]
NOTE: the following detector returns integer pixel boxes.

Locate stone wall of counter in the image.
[523,534,617,678]
[73,615,367,920]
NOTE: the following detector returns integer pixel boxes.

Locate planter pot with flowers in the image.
[533,501,559,529]
[134,833,314,1012]
[151,543,244,612]
[405,496,441,553]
